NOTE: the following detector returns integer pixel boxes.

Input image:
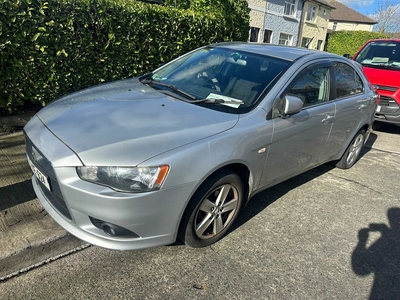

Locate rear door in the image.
[259,62,335,188]
[324,61,371,159]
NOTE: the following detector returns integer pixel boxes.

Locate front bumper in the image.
[25,116,197,250]
[375,112,400,124]
[31,172,196,250]
[375,92,400,125]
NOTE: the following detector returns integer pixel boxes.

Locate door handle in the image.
[358,104,367,110]
[321,114,334,124]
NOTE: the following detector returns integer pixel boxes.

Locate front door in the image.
[259,64,335,188]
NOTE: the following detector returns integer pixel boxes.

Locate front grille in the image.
[379,96,398,107]
[25,134,72,221]
[376,85,398,92]
[37,177,72,220]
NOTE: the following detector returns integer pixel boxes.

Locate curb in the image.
[0,235,89,281]
[0,130,90,281]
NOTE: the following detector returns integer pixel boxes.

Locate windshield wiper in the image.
[141,79,197,100]
[388,62,400,68]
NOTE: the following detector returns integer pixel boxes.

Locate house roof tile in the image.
[326,0,377,24]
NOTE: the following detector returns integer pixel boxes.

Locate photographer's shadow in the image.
[352,208,400,299]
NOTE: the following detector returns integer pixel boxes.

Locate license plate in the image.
[27,155,51,191]
[376,105,381,112]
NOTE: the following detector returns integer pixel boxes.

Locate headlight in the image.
[76,165,169,193]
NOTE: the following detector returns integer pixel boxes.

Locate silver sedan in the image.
[24,42,378,250]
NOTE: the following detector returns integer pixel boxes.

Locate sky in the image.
[336,0,400,16]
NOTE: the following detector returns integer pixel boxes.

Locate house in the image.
[298,0,335,50]
[247,0,303,46]
[248,0,268,42]
[325,0,377,32]
[247,0,334,50]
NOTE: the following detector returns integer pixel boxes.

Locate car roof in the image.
[210,42,334,62]
[365,39,400,43]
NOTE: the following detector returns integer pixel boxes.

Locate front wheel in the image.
[178,171,244,248]
[335,129,366,169]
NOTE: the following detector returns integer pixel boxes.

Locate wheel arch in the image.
[176,162,252,238]
[176,163,251,246]
[360,123,371,139]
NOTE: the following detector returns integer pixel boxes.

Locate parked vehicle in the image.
[24,42,377,250]
[352,39,400,125]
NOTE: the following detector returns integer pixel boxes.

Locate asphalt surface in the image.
[0,123,399,299]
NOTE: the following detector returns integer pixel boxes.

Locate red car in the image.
[352,39,400,125]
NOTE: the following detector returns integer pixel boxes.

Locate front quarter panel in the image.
[142,107,274,201]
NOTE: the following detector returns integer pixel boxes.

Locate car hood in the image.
[362,66,400,88]
[36,78,239,166]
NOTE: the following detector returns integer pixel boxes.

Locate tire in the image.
[335,129,366,169]
[178,171,244,248]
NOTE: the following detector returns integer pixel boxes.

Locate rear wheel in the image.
[178,171,244,248]
[335,129,365,169]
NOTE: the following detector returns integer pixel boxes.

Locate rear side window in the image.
[334,62,363,98]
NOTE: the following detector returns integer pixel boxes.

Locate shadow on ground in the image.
[352,207,400,299]
[0,180,36,211]
[233,130,376,231]
[373,122,400,134]
[232,163,335,232]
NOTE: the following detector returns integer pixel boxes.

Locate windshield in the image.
[354,41,400,70]
[141,46,291,113]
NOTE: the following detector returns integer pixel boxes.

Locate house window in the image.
[317,40,323,50]
[284,0,296,16]
[333,22,338,31]
[301,37,312,48]
[306,4,317,22]
[263,30,272,43]
[250,27,260,42]
[279,33,292,46]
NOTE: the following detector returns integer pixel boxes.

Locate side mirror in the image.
[283,95,303,115]
[343,54,350,59]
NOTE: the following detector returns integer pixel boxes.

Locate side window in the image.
[334,62,363,98]
[288,67,330,107]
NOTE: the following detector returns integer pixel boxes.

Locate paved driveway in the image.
[0,124,399,299]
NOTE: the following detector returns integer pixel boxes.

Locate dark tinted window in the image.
[334,62,363,98]
[288,67,330,107]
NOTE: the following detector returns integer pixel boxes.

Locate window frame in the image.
[263,29,273,43]
[317,40,323,51]
[332,61,365,100]
[284,0,296,17]
[306,4,317,22]
[301,37,312,48]
[268,60,335,120]
[286,66,332,108]
[279,33,293,46]
[249,27,260,43]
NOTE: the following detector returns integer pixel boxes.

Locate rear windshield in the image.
[354,41,400,70]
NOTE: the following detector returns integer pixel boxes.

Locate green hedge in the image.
[327,30,390,57]
[0,0,250,113]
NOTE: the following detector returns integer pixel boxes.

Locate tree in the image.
[372,0,400,33]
